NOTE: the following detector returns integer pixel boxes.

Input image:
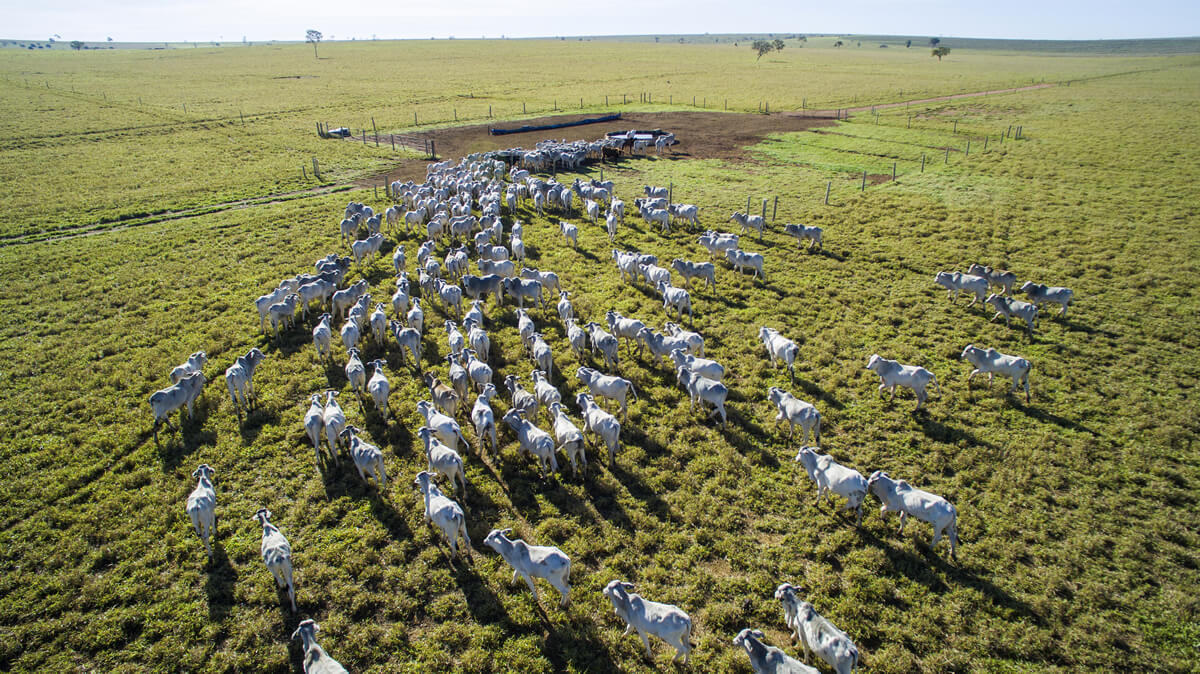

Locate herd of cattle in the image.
[147,136,1075,672]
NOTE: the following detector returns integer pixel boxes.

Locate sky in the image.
[3,0,1198,43]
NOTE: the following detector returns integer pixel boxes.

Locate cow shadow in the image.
[237,407,279,444]
[158,403,218,470]
[723,407,782,468]
[610,463,681,525]
[452,563,516,629]
[918,416,998,451]
[367,488,412,543]
[589,466,636,531]
[1012,401,1095,436]
[859,525,1046,628]
[795,376,845,411]
[204,542,237,621]
[544,615,620,672]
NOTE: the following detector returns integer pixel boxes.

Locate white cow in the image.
[774,584,859,674]
[767,387,820,446]
[733,628,818,674]
[794,446,868,525]
[602,581,694,664]
[483,528,572,608]
[868,471,959,558]
[291,620,348,674]
[759,327,799,384]
[252,508,296,611]
[414,471,472,559]
[185,464,217,557]
[865,354,940,409]
[339,426,388,489]
[961,344,1032,402]
[1020,281,1074,317]
[934,271,990,307]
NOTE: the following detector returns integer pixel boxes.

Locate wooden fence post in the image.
[824,181,831,205]
[414,111,417,126]
[454,108,457,121]
[983,136,988,151]
[892,162,896,181]
[430,140,436,159]
[921,154,926,172]
[523,101,526,113]
[303,165,307,180]
[861,171,867,191]
[772,196,778,221]
[391,135,395,150]
[953,119,958,133]
[313,157,320,179]
[669,183,673,204]
[761,198,768,219]
[966,141,970,157]
[945,147,950,164]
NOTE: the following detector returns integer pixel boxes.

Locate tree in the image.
[930,37,941,47]
[772,39,785,52]
[906,39,912,48]
[932,46,951,61]
[834,40,843,48]
[70,40,84,51]
[306,29,322,58]
[752,39,774,61]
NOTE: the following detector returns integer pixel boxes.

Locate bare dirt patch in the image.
[369,111,837,183]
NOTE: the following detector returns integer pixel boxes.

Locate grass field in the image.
[0,39,1198,673]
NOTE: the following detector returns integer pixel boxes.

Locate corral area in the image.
[0,38,1198,673]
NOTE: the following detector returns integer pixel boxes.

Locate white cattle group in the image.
[148,125,1080,669]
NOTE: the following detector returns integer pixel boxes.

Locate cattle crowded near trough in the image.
[146,127,1082,669]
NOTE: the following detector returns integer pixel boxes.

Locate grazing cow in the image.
[865,354,940,409]
[868,471,959,558]
[471,383,499,457]
[967,263,1019,295]
[961,344,1032,402]
[671,258,716,291]
[169,351,208,385]
[794,446,868,525]
[726,248,766,280]
[602,581,694,664]
[417,426,467,496]
[185,464,217,558]
[575,392,621,464]
[483,528,572,608]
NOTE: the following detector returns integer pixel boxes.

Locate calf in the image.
[865,354,939,409]
[967,263,1019,295]
[483,528,572,608]
[602,581,694,664]
[961,344,1032,402]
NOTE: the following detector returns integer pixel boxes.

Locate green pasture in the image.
[0,40,1197,672]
